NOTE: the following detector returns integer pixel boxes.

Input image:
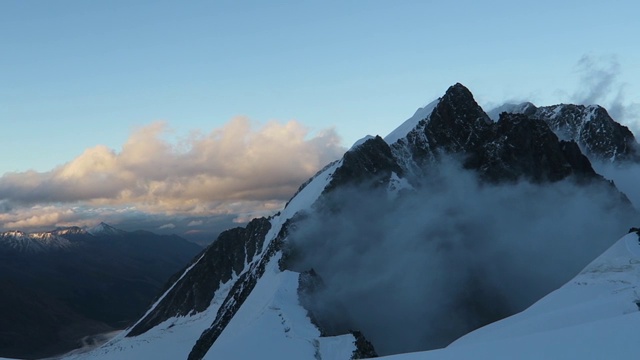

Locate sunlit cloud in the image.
[0,118,345,233]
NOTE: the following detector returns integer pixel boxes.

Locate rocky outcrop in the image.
[128,217,271,337]
[391,84,605,185]
[466,113,600,183]
[325,136,403,193]
[489,102,640,163]
[391,83,492,174]
[533,104,639,162]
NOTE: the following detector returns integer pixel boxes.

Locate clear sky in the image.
[1,0,639,239]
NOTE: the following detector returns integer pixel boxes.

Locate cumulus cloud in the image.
[0,118,345,233]
[571,54,640,133]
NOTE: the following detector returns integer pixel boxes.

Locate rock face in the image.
[128,217,272,336]
[467,113,598,183]
[83,83,638,360]
[325,135,403,192]
[489,102,640,163]
[390,84,605,185]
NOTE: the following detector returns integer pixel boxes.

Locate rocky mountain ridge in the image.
[488,101,640,163]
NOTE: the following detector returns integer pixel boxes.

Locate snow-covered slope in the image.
[379,230,640,360]
[0,230,72,252]
[385,98,440,145]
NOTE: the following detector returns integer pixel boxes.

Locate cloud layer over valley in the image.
[0,118,345,240]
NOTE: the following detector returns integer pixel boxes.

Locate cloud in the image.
[0,118,345,232]
[158,223,176,230]
[187,220,203,227]
[286,160,636,355]
[571,54,640,134]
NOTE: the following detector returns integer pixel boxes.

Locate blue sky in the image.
[1,0,639,237]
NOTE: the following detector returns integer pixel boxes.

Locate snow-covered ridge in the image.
[0,222,129,253]
[385,98,440,145]
[0,229,72,252]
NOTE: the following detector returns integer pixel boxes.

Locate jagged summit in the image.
[488,101,640,163]
[0,223,127,254]
[52,226,89,236]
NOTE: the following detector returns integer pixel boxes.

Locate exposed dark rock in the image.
[297,269,326,336]
[326,136,403,192]
[391,85,606,186]
[423,83,492,154]
[351,330,378,359]
[523,104,639,163]
[187,219,289,360]
[128,217,271,337]
[391,83,492,174]
[465,113,600,183]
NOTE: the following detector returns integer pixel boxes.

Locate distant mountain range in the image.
[0,223,202,359]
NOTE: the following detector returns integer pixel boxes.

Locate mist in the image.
[571,54,640,134]
[285,161,637,355]
[593,161,640,210]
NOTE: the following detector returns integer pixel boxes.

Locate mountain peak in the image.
[87,222,126,237]
[442,82,474,101]
[51,226,87,236]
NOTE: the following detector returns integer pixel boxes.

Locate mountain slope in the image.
[488,102,640,163]
[0,224,202,359]
[67,84,639,360]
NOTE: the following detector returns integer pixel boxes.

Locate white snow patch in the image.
[387,172,413,199]
[318,334,357,360]
[385,99,440,145]
[206,254,355,360]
